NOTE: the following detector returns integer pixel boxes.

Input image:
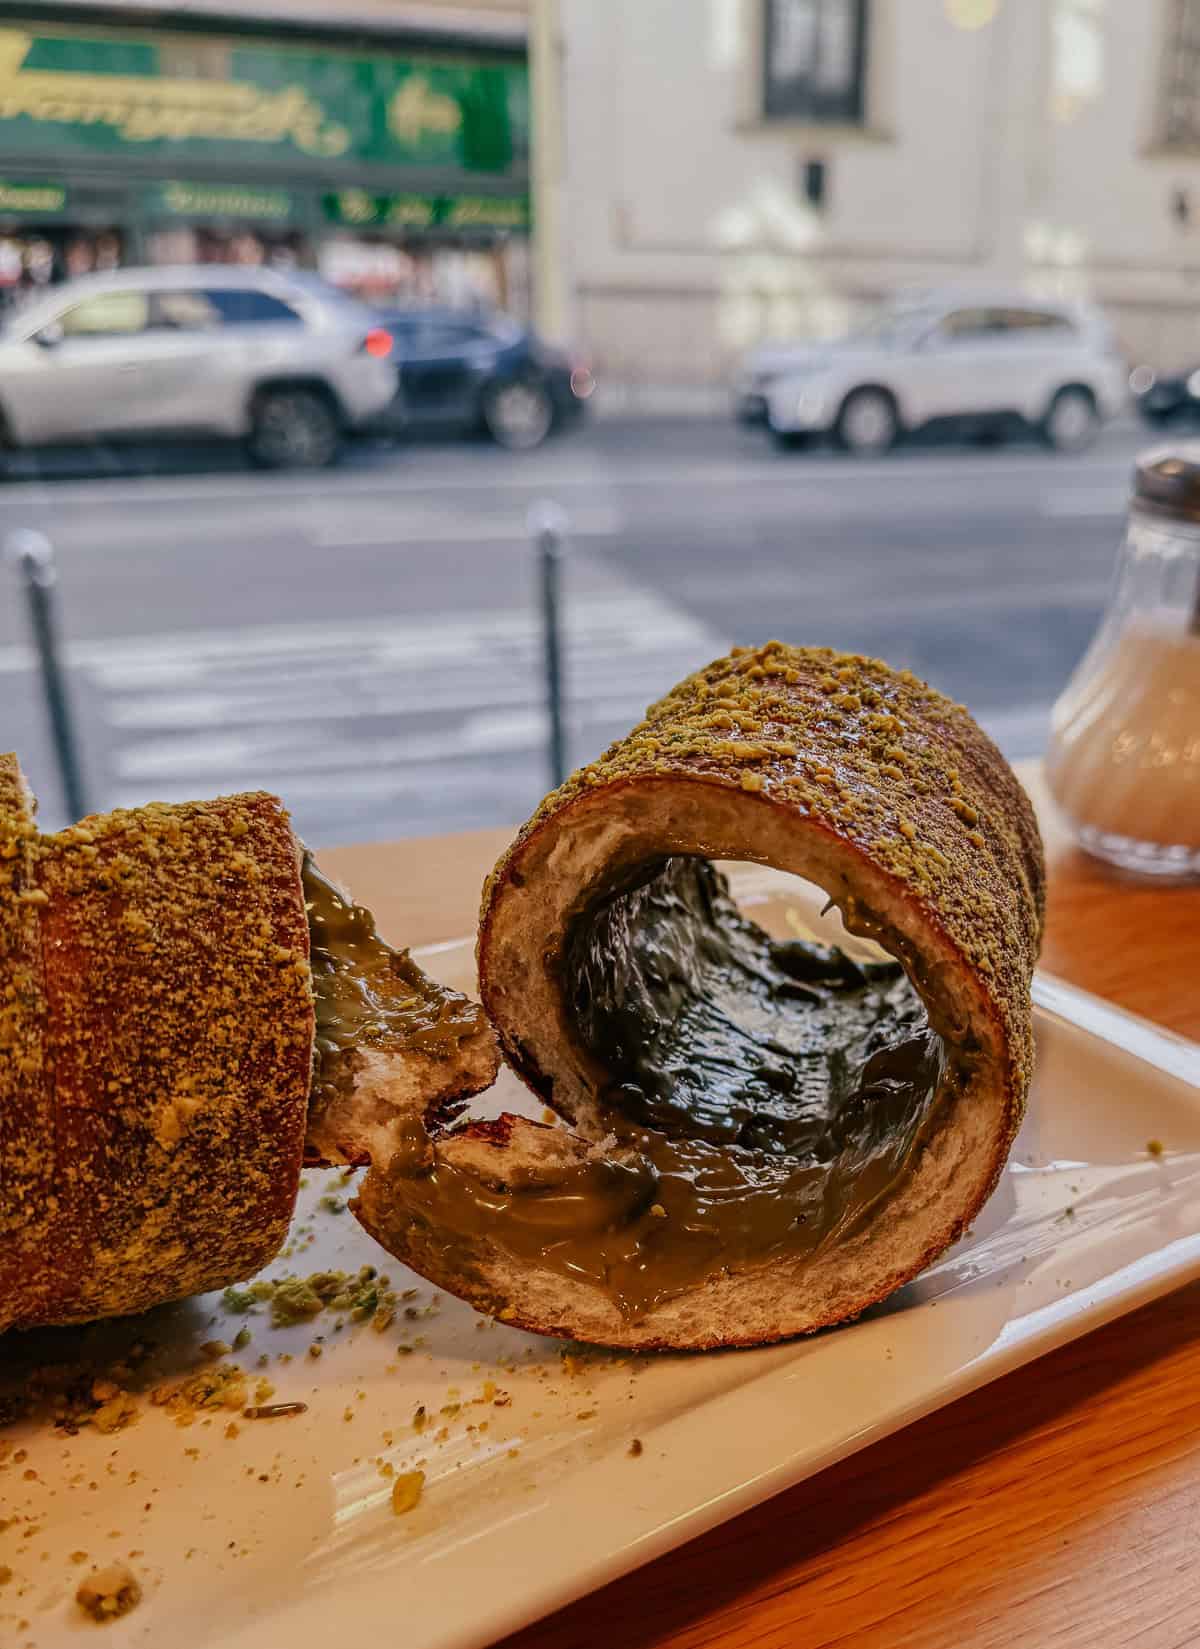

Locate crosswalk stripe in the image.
[15,581,726,814]
[307,507,623,548]
[104,657,710,731]
[113,695,684,782]
[0,594,713,676]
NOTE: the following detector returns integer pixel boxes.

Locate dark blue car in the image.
[376,306,594,449]
[1131,361,1200,429]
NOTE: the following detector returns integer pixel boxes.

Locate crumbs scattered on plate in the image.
[0,1170,644,1642]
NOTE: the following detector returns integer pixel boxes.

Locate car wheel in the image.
[482,379,555,450]
[1041,387,1100,453]
[248,388,341,470]
[834,388,899,456]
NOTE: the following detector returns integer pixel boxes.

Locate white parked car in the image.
[0,266,400,469]
[740,294,1128,455]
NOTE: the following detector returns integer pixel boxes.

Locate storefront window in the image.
[0,225,124,308]
[0,20,531,320]
[146,226,311,271]
[318,233,525,315]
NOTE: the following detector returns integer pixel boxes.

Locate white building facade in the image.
[559,0,1200,382]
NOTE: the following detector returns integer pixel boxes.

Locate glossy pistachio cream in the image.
[303,854,482,1116]
[377,856,957,1320]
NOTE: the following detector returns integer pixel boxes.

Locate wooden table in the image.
[321,767,1200,1649]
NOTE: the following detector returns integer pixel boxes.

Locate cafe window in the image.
[1160,0,1200,148]
[762,0,870,124]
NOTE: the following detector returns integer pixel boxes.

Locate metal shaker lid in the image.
[1133,443,1200,522]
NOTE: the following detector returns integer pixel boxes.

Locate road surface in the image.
[0,417,1138,846]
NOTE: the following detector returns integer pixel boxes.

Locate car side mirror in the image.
[33,322,64,349]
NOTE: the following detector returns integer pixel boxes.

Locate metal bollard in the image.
[4,529,89,822]
[528,501,569,788]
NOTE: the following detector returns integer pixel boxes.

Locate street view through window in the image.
[0,0,1195,851]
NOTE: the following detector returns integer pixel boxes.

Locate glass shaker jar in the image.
[1045,445,1200,877]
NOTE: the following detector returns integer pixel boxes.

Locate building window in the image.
[1161,0,1200,149]
[762,0,870,125]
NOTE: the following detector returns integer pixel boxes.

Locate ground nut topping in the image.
[482,642,1043,1110]
[0,759,314,1331]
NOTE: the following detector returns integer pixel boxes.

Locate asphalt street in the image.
[0,415,1142,846]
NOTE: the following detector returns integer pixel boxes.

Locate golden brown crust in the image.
[0,759,314,1331]
[482,642,1043,1101]
[0,754,51,1282]
[352,1175,970,1351]
[460,643,1045,1348]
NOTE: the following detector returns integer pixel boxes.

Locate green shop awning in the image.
[323,189,530,232]
[0,23,528,178]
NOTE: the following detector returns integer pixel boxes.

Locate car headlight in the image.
[1129,365,1156,396]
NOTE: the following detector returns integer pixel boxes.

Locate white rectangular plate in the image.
[2,868,1198,1649]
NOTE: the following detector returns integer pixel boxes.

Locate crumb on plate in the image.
[75,1562,141,1623]
[391,1471,424,1516]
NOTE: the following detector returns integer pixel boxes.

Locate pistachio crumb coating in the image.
[0,754,314,1331]
[482,642,1044,1129]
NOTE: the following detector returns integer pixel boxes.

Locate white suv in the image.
[0,267,399,469]
[744,293,1128,455]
